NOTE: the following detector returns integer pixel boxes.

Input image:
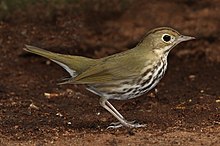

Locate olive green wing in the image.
[66,54,146,84]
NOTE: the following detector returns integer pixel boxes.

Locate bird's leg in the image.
[100,97,128,128]
[106,100,124,119]
[105,100,129,128]
[105,100,137,127]
[99,97,146,129]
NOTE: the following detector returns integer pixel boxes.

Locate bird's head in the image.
[139,27,195,56]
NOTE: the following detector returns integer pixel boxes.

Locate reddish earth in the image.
[0,0,219,145]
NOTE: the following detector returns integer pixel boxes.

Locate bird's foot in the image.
[107,120,146,129]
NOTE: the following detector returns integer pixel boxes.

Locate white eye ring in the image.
[162,34,175,43]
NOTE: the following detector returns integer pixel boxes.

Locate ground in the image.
[0,0,220,145]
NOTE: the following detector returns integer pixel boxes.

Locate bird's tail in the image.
[24,45,98,84]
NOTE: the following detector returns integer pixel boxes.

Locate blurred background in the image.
[0,0,219,145]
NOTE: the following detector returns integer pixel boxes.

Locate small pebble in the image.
[56,112,63,117]
[46,60,51,65]
[189,75,196,80]
[216,99,220,103]
[29,103,39,110]
[44,92,59,99]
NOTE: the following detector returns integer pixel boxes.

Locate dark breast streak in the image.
[134,58,167,97]
[118,57,167,100]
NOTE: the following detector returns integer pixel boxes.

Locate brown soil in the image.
[0,0,220,145]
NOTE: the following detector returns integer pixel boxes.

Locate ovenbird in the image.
[24,27,195,129]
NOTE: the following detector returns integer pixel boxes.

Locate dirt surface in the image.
[0,0,220,145]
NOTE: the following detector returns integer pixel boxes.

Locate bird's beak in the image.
[177,35,195,42]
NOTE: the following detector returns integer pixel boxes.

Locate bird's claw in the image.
[107,120,146,129]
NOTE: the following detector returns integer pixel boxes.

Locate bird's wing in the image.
[65,53,146,84]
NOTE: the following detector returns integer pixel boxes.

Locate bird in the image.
[24,27,195,129]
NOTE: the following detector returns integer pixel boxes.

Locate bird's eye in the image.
[162,34,171,42]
